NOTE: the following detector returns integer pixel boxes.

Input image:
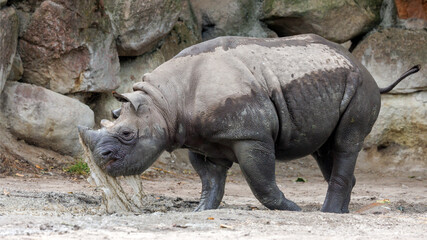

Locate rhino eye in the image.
[120,130,135,141]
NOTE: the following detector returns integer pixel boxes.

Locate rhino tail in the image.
[379,65,420,94]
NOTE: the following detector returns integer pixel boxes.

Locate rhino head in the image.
[78,91,169,177]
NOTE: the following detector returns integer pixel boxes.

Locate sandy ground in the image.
[1,160,426,240]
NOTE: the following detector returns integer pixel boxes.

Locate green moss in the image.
[64,159,90,175]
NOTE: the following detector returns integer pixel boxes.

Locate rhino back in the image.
[152,35,371,159]
[219,36,357,159]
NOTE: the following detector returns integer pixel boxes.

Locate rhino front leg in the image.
[189,151,232,211]
[233,140,301,211]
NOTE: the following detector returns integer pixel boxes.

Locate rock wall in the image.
[0,0,425,173]
[352,0,427,173]
[0,6,18,93]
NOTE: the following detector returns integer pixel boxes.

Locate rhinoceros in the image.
[79,34,419,213]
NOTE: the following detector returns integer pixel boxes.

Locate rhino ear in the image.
[112,91,147,112]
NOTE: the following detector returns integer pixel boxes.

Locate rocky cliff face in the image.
[0,0,425,172]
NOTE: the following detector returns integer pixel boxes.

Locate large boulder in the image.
[1,82,95,157]
[159,0,202,60]
[94,1,202,124]
[261,0,383,43]
[0,7,19,94]
[94,50,167,124]
[353,28,427,93]
[360,92,427,173]
[18,0,120,94]
[8,0,43,38]
[104,0,182,56]
[0,123,74,171]
[365,92,427,149]
[190,0,277,40]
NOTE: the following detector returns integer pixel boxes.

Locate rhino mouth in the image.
[96,139,135,172]
[102,156,129,173]
[104,159,118,170]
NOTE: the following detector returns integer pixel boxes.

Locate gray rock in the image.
[0,123,74,168]
[191,0,277,40]
[94,49,167,124]
[364,92,427,149]
[0,7,19,94]
[6,53,23,81]
[353,28,427,93]
[360,89,427,173]
[1,82,95,156]
[104,0,182,56]
[261,0,382,43]
[19,0,120,94]
[362,92,427,173]
[358,145,427,173]
[94,2,202,124]
[3,0,44,37]
[159,0,202,60]
[1,0,7,8]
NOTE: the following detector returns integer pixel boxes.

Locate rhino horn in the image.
[78,125,100,151]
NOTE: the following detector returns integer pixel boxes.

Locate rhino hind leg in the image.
[189,151,231,211]
[312,139,334,182]
[312,140,356,213]
[320,151,359,213]
[233,140,301,211]
[320,78,379,213]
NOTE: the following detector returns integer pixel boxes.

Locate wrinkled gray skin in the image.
[79,34,418,213]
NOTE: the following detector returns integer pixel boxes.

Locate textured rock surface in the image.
[358,144,426,173]
[104,0,182,56]
[261,0,382,42]
[159,0,202,60]
[94,50,166,124]
[1,82,95,156]
[380,0,427,30]
[7,0,44,37]
[0,7,19,94]
[0,0,424,171]
[395,0,427,20]
[19,0,120,94]
[190,0,276,40]
[360,92,427,173]
[94,2,201,124]
[7,54,23,81]
[365,92,427,149]
[0,121,74,169]
[353,28,427,93]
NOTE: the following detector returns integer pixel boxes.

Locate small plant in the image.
[65,159,90,175]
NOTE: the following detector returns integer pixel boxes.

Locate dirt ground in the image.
[1,158,426,240]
